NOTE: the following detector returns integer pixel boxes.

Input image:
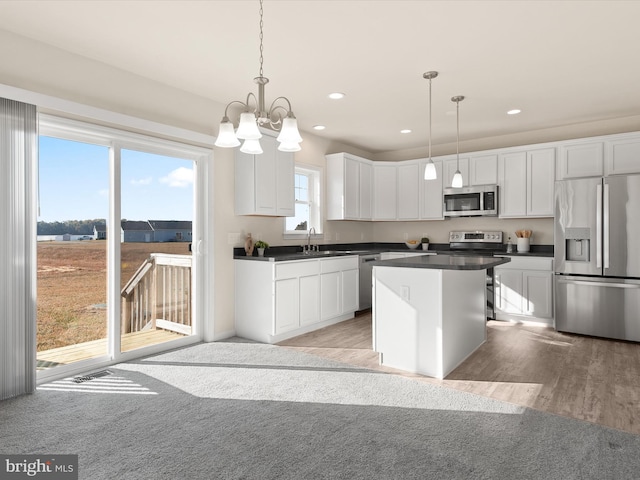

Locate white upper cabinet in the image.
[359,161,373,220]
[527,148,555,217]
[326,153,372,220]
[499,147,555,218]
[469,154,498,185]
[325,132,638,222]
[444,154,497,187]
[397,161,420,220]
[498,151,527,217]
[557,133,640,179]
[373,163,398,220]
[607,136,640,175]
[419,160,444,220]
[557,141,604,179]
[443,157,470,187]
[235,132,294,216]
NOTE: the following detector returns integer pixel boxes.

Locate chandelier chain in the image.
[259,0,264,78]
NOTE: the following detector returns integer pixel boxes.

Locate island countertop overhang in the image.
[371,254,510,270]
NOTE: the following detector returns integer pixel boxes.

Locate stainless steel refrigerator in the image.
[555,174,640,342]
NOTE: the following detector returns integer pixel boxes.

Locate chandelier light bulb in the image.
[240,138,263,155]
[277,116,303,144]
[236,112,262,140]
[215,118,241,147]
[277,142,301,152]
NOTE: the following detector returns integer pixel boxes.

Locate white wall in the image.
[0,28,634,340]
[372,217,553,246]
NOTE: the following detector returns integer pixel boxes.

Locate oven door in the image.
[443,191,482,217]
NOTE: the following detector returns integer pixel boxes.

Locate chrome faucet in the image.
[306,227,316,254]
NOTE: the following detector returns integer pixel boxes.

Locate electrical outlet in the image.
[403,232,409,240]
[336,232,340,241]
[401,285,410,301]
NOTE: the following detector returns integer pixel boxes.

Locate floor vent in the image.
[72,370,113,384]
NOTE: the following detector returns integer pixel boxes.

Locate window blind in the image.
[0,98,37,400]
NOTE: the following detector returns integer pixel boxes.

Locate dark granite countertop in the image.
[233,242,552,262]
[371,254,511,271]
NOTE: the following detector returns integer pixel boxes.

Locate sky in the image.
[38,136,194,222]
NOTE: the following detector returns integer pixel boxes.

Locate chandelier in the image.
[214,0,302,154]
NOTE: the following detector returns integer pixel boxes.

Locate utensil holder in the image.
[517,238,530,253]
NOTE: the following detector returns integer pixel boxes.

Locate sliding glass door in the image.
[37,137,110,370]
[119,149,195,353]
[37,116,206,379]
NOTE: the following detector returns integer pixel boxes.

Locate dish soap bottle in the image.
[506,236,513,253]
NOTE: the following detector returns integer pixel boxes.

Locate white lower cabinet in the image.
[522,271,553,318]
[320,257,359,321]
[299,275,320,326]
[275,278,300,334]
[494,256,553,325]
[320,272,341,321]
[235,256,358,343]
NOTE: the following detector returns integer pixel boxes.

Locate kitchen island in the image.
[372,255,510,379]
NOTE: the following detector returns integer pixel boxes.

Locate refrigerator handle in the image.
[596,183,602,268]
[603,182,610,269]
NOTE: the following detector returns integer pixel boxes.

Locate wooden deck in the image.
[37,329,185,370]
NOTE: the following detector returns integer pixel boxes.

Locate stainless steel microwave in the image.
[443,185,498,217]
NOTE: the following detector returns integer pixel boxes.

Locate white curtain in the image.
[0,98,37,400]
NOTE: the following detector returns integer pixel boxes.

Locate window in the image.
[36,114,209,381]
[284,165,322,237]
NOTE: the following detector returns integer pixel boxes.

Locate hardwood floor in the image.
[278,312,640,435]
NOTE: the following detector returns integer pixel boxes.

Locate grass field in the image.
[37,241,192,351]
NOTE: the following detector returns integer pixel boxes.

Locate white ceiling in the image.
[1,1,639,154]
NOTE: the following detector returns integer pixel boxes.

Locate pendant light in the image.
[451,95,465,188]
[423,71,438,180]
[214,0,302,154]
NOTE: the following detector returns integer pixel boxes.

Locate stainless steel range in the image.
[449,230,503,253]
[448,231,503,319]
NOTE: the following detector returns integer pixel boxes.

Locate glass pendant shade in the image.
[240,138,263,155]
[451,170,463,188]
[215,120,241,148]
[278,141,301,152]
[236,112,262,140]
[424,161,437,180]
[276,116,303,144]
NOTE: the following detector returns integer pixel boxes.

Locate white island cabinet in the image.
[235,255,359,344]
[372,255,509,379]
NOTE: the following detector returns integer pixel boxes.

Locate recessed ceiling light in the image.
[313,125,326,130]
[400,129,412,134]
[507,109,521,115]
[328,92,345,100]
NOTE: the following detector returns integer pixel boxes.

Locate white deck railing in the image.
[121,253,192,335]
